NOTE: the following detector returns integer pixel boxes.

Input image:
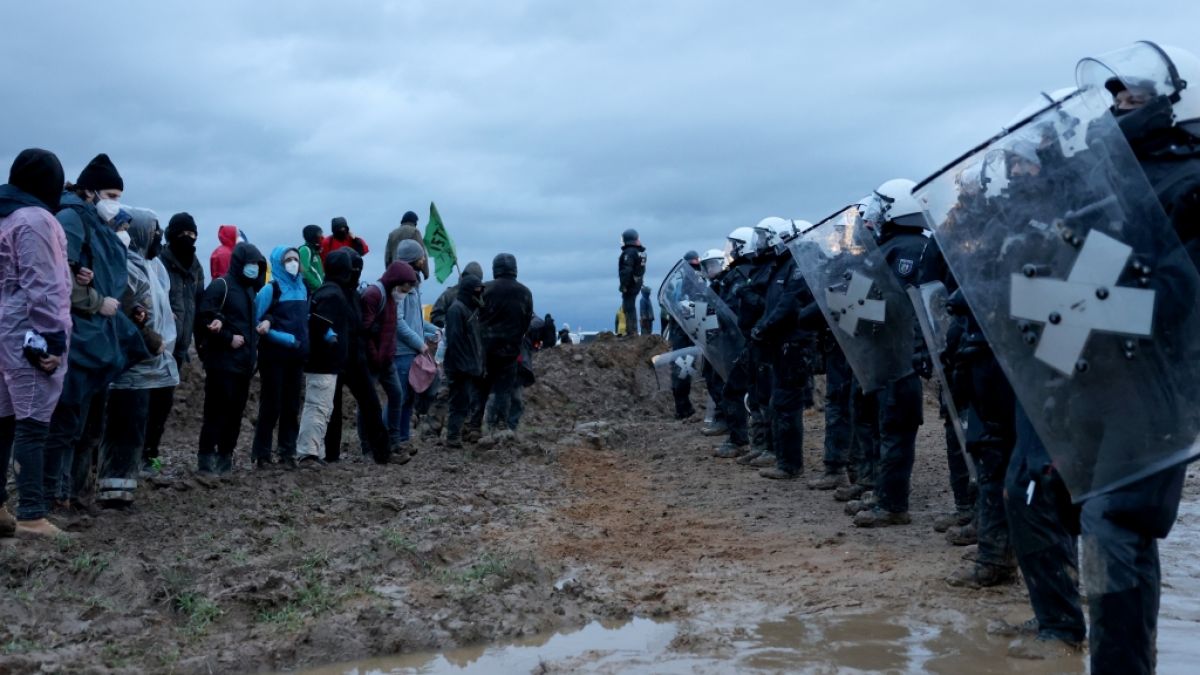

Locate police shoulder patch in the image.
[897,258,914,277]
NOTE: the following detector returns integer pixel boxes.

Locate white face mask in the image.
[116,230,132,248]
[284,260,300,276]
[242,263,260,280]
[96,199,122,223]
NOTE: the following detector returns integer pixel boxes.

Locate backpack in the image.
[359,281,388,336]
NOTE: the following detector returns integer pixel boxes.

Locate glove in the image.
[280,332,299,348]
[913,351,933,379]
[324,328,338,344]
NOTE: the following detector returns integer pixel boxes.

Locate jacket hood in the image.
[7,148,64,213]
[457,273,484,305]
[218,224,239,247]
[462,261,483,280]
[269,245,306,294]
[0,184,52,219]
[640,286,650,297]
[325,248,363,286]
[125,207,160,257]
[229,242,266,279]
[302,224,323,246]
[492,253,518,280]
[381,261,417,289]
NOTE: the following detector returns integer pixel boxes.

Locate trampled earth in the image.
[2,336,1197,673]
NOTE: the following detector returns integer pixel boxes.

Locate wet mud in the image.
[1,335,1196,673]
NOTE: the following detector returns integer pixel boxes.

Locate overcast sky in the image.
[3,1,1197,330]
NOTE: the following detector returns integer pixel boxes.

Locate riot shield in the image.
[650,346,704,391]
[914,87,1200,501]
[657,260,745,381]
[789,206,918,392]
[908,282,973,477]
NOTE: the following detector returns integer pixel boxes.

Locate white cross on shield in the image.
[1010,230,1155,376]
[825,271,887,337]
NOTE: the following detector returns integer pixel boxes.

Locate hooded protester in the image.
[98,208,176,506]
[443,272,485,448]
[639,286,654,335]
[359,260,418,449]
[195,242,267,474]
[467,253,533,437]
[0,149,72,538]
[385,210,429,278]
[489,314,543,431]
[388,239,436,447]
[430,261,483,328]
[299,224,324,292]
[209,224,238,281]
[297,249,354,464]
[44,153,149,512]
[250,246,311,468]
[542,313,557,348]
[313,249,396,464]
[321,216,368,261]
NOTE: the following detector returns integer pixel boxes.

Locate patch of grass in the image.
[69,552,110,574]
[381,529,418,554]
[300,549,328,573]
[229,549,249,565]
[436,552,513,590]
[1,638,43,655]
[258,605,303,632]
[54,535,76,553]
[271,527,300,547]
[149,457,164,472]
[175,592,223,636]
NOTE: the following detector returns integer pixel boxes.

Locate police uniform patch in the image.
[897,258,914,277]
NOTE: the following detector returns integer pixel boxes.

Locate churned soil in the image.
[4,335,1191,673]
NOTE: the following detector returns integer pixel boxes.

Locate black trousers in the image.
[445,372,482,441]
[770,347,810,473]
[849,379,879,488]
[325,359,390,463]
[253,358,304,461]
[98,388,150,499]
[669,361,696,419]
[875,374,922,514]
[468,355,517,433]
[143,386,176,464]
[822,348,853,471]
[198,369,253,462]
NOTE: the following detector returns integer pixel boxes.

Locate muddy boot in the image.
[1007,634,1084,660]
[945,563,1016,589]
[700,421,729,437]
[987,618,1038,638]
[0,506,15,537]
[712,440,749,459]
[843,492,876,516]
[759,467,800,480]
[808,470,849,491]
[735,449,763,465]
[933,508,974,533]
[946,521,978,546]
[279,456,297,470]
[749,451,778,468]
[834,483,867,503]
[852,507,911,528]
[464,429,482,444]
[16,518,63,538]
[298,456,325,471]
[197,453,217,476]
[253,456,272,470]
[388,444,412,465]
[214,454,234,476]
[445,436,463,449]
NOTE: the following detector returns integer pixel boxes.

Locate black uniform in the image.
[738,252,780,458]
[712,262,752,449]
[618,243,646,336]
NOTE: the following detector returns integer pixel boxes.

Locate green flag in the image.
[424,201,458,284]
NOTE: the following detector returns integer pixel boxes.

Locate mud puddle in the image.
[1158,500,1200,674]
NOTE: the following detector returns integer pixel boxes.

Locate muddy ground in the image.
[1,335,1196,673]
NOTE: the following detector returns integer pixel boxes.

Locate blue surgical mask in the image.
[242,263,260,280]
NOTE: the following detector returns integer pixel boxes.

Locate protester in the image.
[143,212,204,473]
[296,249,353,464]
[321,217,368,261]
[209,224,239,280]
[391,239,436,447]
[0,149,72,537]
[98,208,175,506]
[559,324,573,345]
[430,261,483,328]
[443,272,485,448]
[299,224,325,292]
[468,253,533,437]
[385,210,428,278]
[638,286,654,336]
[319,249,396,464]
[45,154,150,512]
[250,247,310,469]
[542,313,557,348]
[617,229,646,337]
[360,260,418,450]
[489,314,542,431]
[195,242,266,474]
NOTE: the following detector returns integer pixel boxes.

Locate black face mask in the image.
[168,235,196,262]
[146,228,163,260]
[1116,95,1176,146]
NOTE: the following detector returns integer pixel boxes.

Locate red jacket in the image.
[321,233,368,262]
[360,262,412,371]
[210,224,238,280]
